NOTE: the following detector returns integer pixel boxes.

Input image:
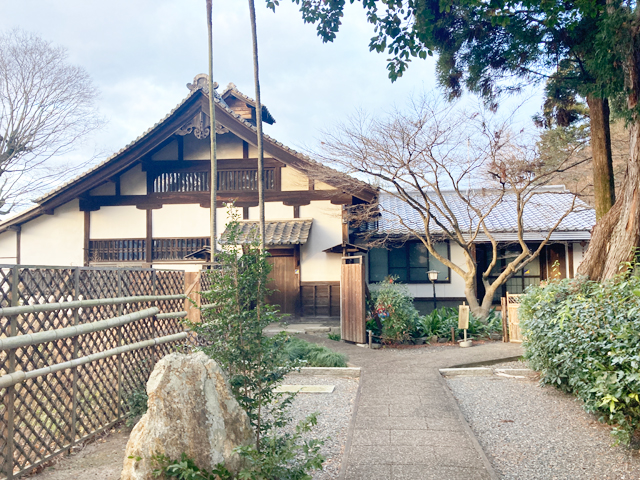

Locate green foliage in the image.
[152,453,232,480]
[418,306,502,340]
[520,272,640,445]
[282,337,348,367]
[369,277,419,344]
[233,413,324,480]
[123,386,148,428]
[327,332,341,341]
[190,213,292,440]
[151,415,323,480]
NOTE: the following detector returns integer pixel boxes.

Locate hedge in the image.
[520,273,640,445]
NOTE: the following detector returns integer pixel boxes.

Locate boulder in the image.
[121,352,254,479]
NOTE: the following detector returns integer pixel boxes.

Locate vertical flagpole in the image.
[248,0,265,252]
[206,0,217,258]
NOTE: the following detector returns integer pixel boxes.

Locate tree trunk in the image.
[599,123,640,279]
[586,95,615,220]
[579,43,640,281]
[248,0,266,252]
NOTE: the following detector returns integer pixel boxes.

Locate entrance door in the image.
[266,250,297,315]
[547,243,567,280]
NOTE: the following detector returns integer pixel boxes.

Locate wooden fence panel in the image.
[341,257,366,344]
[0,266,186,480]
[506,292,523,343]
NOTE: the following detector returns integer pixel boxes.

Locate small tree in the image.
[189,209,324,478]
[319,97,583,318]
[0,30,102,214]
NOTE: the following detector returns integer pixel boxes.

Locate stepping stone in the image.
[275,385,335,393]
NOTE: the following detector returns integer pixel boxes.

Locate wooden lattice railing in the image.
[0,266,187,479]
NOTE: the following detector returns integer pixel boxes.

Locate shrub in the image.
[327,333,341,341]
[520,272,640,445]
[369,277,419,343]
[418,306,501,340]
[283,337,348,367]
[123,386,148,427]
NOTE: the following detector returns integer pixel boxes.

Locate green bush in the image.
[369,277,419,343]
[123,386,148,427]
[418,306,501,340]
[283,338,348,367]
[520,273,640,445]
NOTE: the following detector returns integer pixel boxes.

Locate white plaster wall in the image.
[315,181,334,190]
[152,263,202,272]
[152,139,178,160]
[281,167,308,191]
[184,134,210,160]
[0,231,17,263]
[120,164,146,195]
[91,206,146,238]
[89,181,115,196]
[21,200,84,266]
[153,204,211,238]
[216,205,242,239]
[247,202,294,220]
[299,201,342,282]
[573,241,588,275]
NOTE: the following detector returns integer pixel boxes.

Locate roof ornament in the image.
[187,73,218,94]
[176,111,229,139]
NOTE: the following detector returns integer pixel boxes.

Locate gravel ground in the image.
[447,373,640,480]
[279,375,359,480]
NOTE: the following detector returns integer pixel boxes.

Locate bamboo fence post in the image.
[116,270,123,420]
[4,265,19,479]
[71,268,80,447]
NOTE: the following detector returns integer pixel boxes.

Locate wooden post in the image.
[501,296,509,342]
[451,326,455,343]
[184,272,201,324]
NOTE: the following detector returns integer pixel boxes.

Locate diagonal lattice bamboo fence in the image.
[0,266,187,480]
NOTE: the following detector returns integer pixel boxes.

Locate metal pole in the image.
[431,279,437,312]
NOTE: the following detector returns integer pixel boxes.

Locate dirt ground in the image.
[27,427,130,480]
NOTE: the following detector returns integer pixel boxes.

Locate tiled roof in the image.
[221,82,275,124]
[221,219,313,245]
[373,187,596,241]
[33,78,372,205]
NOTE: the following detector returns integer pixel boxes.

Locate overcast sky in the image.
[2,0,542,182]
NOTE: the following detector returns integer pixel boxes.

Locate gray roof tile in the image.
[221,219,313,246]
[374,187,596,240]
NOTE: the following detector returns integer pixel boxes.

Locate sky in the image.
[1,0,543,203]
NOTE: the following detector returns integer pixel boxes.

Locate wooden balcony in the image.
[89,237,210,263]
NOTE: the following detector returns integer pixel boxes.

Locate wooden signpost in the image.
[458,302,472,347]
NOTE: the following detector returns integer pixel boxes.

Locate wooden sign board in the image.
[458,304,470,330]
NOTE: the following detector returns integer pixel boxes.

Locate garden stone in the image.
[121,352,254,479]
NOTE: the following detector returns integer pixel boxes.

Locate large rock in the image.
[121,352,254,479]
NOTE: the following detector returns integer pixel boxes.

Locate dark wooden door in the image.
[267,254,297,315]
[547,243,567,280]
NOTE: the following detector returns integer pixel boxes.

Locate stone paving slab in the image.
[293,334,523,480]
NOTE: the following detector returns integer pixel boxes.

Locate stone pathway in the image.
[294,334,523,480]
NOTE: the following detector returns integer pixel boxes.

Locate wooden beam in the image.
[141,158,283,172]
[83,211,90,266]
[243,206,249,220]
[146,209,153,264]
[243,141,249,159]
[293,205,300,218]
[16,228,20,265]
[177,135,184,161]
[80,190,352,211]
[114,176,121,196]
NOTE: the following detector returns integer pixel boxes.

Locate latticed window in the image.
[152,169,276,193]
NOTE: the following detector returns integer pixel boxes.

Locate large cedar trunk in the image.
[586,95,616,220]
[579,45,640,280]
